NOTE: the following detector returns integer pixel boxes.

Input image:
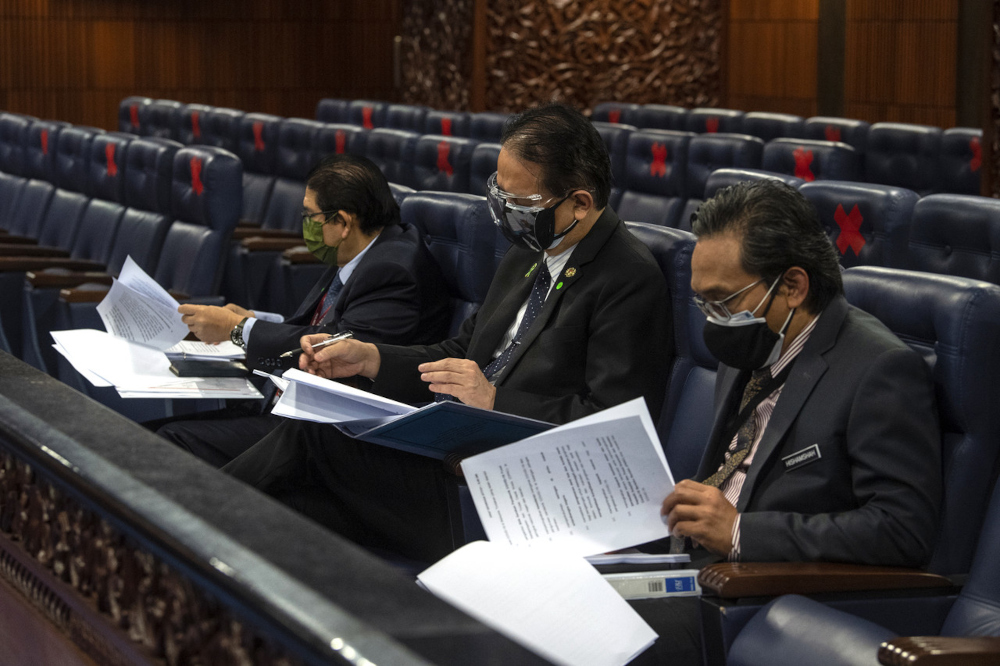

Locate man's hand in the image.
[419,358,496,410]
[661,479,738,556]
[300,335,381,379]
[178,304,244,343]
[224,303,255,319]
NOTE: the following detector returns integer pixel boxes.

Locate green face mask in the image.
[303,216,340,265]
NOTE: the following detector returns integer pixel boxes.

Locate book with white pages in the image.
[165,340,245,361]
[272,369,554,459]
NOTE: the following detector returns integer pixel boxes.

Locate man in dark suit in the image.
[221,103,673,561]
[156,154,450,466]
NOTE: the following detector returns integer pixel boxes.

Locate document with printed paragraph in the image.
[96,256,188,350]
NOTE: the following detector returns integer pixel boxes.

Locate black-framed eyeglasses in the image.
[300,209,340,225]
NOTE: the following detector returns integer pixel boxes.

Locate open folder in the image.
[271,369,554,459]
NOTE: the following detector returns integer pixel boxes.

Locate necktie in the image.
[311,274,344,326]
[483,262,552,382]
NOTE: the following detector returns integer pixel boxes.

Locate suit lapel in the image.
[735,296,849,511]
[696,365,744,480]
[290,265,339,322]
[469,255,541,365]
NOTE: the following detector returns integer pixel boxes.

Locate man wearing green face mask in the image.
[161,154,451,466]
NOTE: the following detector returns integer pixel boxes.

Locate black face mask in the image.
[701,288,794,370]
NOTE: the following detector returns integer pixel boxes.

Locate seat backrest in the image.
[106,208,171,276]
[70,198,126,264]
[686,133,764,198]
[592,121,637,189]
[617,129,693,227]
[383,104,429,132]
[176,103,213,145]
[686,108,745,134]
[315,98,349,124]
[703,168,805,200]
[469,112,510,142]
[631,104,689,131]
[276,119,323,181]
[865,122,943,195]
[6,179,55,237]
[23,120,66,181]
[388,182,415,205]
[624,222,712,481]
[201,107,243,153]
[741,112,805,142]
[144,100,183,139]
[363,128,420,186]
[0,172,26,230]
[123,137,182,213]
[237,113,282,175]
[53,126,102,193]
[400,192,499,336]
[261,179,306,232]
[118,96,152,133]
[938,128,982,196]
[469,142,501,197]
[424,111,471,138]
[908,194,1000,283]
[762,138,861,183]
[347,100,388,129]
[87,133,131,203]
[0,113,33,176]
[315,124,369,160]
[843,266,1000,576]
[592,102,640,125]
[803,116,871,154]
[800,180,917,269]
[410,135,477,193]
[35,189,89,250]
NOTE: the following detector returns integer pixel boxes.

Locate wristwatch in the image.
[230,317,249,349]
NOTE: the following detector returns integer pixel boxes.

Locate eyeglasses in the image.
[300,209,340,226]
[692,279,764,320]
[486,172,568,212]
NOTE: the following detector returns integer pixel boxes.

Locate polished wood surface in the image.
[878,636,1000,666]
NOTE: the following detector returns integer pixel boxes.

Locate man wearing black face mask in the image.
[220,103,672,562]
[661,179,941,568]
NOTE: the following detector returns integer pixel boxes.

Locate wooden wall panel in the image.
[0,0,399,129]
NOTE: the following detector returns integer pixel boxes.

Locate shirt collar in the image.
[337,233,378,285]
[770,310,821,376]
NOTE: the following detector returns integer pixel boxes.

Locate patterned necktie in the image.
[311,273,344,326]
[482,262,552,382]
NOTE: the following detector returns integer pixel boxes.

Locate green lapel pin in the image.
[525,262,538,278]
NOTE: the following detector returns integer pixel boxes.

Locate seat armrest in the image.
[0,235,38,245]
[59,286,110,303]
[283,247,319,264]
[879,636,1000,665]
[26,271,113,289]
[0,257,106,273]
[0,244,70,257]
[698,562,953,598]
[232,227,300,240]
[168,289,192,302]
[241,237,306,251]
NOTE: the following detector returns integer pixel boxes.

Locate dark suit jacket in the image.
[696,295,941,567]
[246,223,451,372]
[372,208,673,425]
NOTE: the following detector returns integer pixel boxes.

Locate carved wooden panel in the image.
[484,0,722,114]
[399,0,476,111]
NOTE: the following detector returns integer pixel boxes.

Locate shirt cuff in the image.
[728,514,742,562]
[254,310,283,323]
[240,317,258,346]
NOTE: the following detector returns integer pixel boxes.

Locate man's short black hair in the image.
[500,103,611,209]
[306,154,400,235]
[693,179,843,313]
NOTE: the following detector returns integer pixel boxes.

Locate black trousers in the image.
[149,402,283,468]
[221,418,455,563]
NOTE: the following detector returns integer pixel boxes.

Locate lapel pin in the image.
[525,262,537,278]
[564,267,577,278]
[556,281,564,290]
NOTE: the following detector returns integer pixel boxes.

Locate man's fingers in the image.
[418,358,478,373]
[420,370,469,385]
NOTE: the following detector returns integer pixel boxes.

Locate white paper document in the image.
[270,368,414,423]
[96,256,188,350]
[417,541,657,666]
[165,340,245,360]
[462,398,674,556]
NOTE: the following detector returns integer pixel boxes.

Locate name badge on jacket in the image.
[782,444,821,471]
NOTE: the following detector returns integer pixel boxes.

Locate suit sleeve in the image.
[738,347,942,566]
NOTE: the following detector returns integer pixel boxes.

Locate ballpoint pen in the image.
[278,331,354,358]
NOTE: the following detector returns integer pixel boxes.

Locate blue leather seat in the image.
[617,129,692,228]
[144,100,183,139]
[53,127,102,193]
[803,116,871,155]
[263,119,321,232]
[865,122,943,196]
[469,112,510,142]
[384,104,429,132]
[388,182,415,205]
[762,138,861,183]
[592,121,637,194]
[22,120,66,181]
[686,108,745,134]
[686,133,764,199]
[0,172,26,230]
[424,111,470,138]
[201,108,243,153]
[0,113,33,176]
[123,137,182,214]
[118,96,153,134]
[411,135,477,192]
[939,128,982,195]
[704,168,805,200]
[363,128,420,187]
[631,104,689,131]
[468,142,501,197]
[907,194,1000,283]
[3,179,55,237]
[315,98,350,124]
[347,100,388,129]
[800,180,916,269]
[316,124,368,159]
[176,103,213,145]
[87,133,131,203]
[236,113,281,226]
[741,112,805,142]
[592,102,640,125]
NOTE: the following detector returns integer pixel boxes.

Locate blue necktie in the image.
[483,262,552,382]
[311,273,344,325]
